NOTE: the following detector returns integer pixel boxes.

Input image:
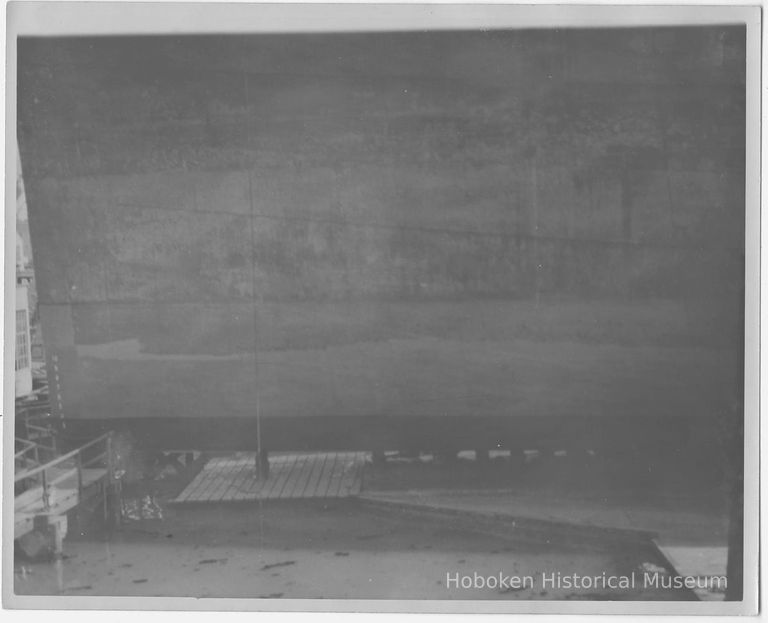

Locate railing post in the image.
[41,468,50,511]
[106,433,114,481]
[76,452,83,499]
[104,433,116,525]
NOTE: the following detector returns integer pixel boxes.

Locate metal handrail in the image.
[14,433,111,483]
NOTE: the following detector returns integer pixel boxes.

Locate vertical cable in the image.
[243,70,261,462]
[244,69,265,546]
[248,168,262,464]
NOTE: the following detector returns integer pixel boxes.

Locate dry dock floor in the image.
[14,449,728,601]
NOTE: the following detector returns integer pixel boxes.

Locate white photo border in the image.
[2,2,761,616]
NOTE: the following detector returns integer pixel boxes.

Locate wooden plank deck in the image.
[172,452,368,504]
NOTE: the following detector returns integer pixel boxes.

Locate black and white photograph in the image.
[3,2,760,615]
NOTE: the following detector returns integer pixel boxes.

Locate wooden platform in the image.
[173,452,368,504]
[15,465,107,538]
[15,433,114,545]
